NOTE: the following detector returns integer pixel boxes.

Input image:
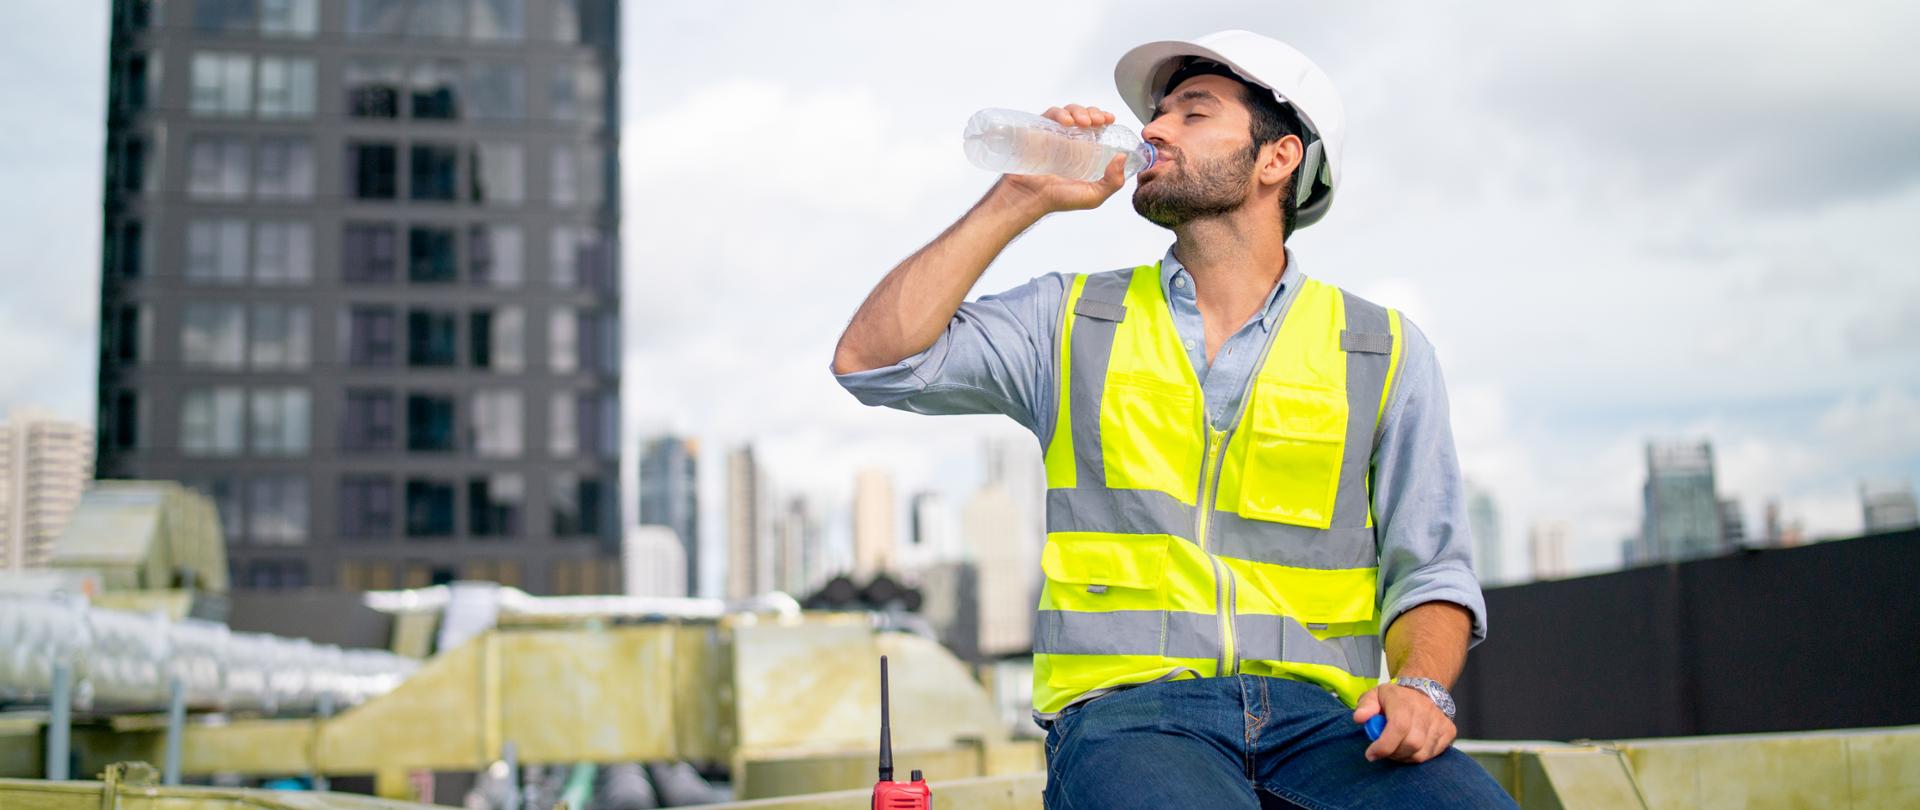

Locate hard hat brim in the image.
[1114,38,1285,126]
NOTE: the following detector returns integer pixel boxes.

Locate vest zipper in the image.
[1196,426,1234,677]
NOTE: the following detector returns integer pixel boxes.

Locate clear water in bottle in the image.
[963,108,1157,182]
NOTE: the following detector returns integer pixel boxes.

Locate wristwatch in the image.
[1392,677,1457,719]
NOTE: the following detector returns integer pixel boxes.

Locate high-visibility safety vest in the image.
[1032,263,1405,718]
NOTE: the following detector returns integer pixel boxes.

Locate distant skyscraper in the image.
[93,0,625,593]
[1862,480,1919,534]
[1636,441,1724,564]
[905,490,960,572]
[1529,521,1568,581]
[966,483,1032,655]
[1718,498,1747,549]
[622,525,685,598]
[981,436,1047,604]
[1465,481,1502,585]
[774,495,821,595]
[725,445,766,599]
[852,468,896,577]
[1,410,96,571]
[638,435,700,596]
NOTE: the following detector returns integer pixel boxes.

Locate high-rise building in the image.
[724,445,765,599]
[621,525,685,598]
[773,495,821,595]
[638,435,699,596]
[1465,480,1502,585]
[1862,480,1919,534]
[981,436,1046,605]
[1529,521,1568,581]
[852,467,895,577]
[93,0,624,594]
[1634,441,1724,565]
[1718,498,1746,549]
[1,410,97,570]
[966,483,1032,655]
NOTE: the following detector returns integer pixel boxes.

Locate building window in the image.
[408,226,458,282]
[471,143,525,205]
[407,0,465,38]
[410,143,459,201]
[410,61,461,119]
[549,61,604,124]
[181,387,245,456]
[552,473,604,538]
[552,0,581,42]
[346,0,405,38]
[260,0,317,37]
[461,559,523,587]
[118,0,157,31]
[344,223,398,283]
[471,0,524,40]
[548,308,578,372]
[339,475,396,539]
[350,142,398,200]
[109,219,145,279]
[247,474,309,545]
[105,390,140,451]
[469,224,522,286]
[242,559,309,589]
[255,137,314,200]
[109,136,148,195]
[187,219,248,284]
[188,136,250,200]
[341,389,397,451]
[405,478,456,537]
[253,222,313,284]
[469,474,523,538]
[192,0,257,32]
[585,312,619,375]
[190,52,252,116]
[549,146,603,208]
[113,53,151,113]
[249,387,310,456]
[406,393,457,452]
[345,305,399,367]
[339,560,399,590]
[346,59,405,118]
[248,304,311,370]
[551,227,613,291]
[578,390,617,458]
[182,302,247,369]
[470,306,524,372]
[468,63,526,120]
[256,57,316,118]
[549,391,577,458]
[104,304,147,365]
[187,478,242,542]
[407,310,459,367]
[471,389,523,458]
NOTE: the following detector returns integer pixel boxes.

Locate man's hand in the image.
[1353,683,1457,764]
[990,104,1131,217]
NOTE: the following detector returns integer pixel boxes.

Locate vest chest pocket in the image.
[1237,378,1348,530]
[1099,373,1203,497]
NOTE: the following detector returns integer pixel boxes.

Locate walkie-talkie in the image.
[872,655,932,809]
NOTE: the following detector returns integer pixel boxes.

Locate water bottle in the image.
[963,108,1157,182]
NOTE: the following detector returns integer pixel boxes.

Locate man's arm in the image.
[831,105,1128,375]
[1349,317,1488,764]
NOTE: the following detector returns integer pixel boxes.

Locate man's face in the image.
[1132,74,1260,228]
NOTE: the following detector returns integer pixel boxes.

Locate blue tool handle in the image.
[1364,714,1387,741]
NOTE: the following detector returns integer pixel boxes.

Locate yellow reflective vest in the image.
[1033,263,1405,718]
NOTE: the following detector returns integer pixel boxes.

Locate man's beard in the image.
[1131,142,1259,228]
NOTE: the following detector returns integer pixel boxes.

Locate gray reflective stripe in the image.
[1206,512,1378,569]
[1031,609,1219,658]
[1340,330,1392,354]
[1333,291,1394,531]
[1074,298,1127,322]
[1047,487,1193,540]
[1235,614,1384,678]
[1068,270,1134,489]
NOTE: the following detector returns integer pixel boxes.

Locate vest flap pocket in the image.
[1238,378,1347,529]
[1041,533,1170,591]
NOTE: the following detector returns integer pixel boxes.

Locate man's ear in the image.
[1260,134,1304,187]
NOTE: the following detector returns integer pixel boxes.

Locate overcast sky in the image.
[2,0,1916,591]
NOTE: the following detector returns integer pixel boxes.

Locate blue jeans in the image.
[1042,675,1518,810]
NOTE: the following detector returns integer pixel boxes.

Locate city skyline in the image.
[1,1,1916,583]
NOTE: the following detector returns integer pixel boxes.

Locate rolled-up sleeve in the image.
[832,273,1069,441]
[1372,318,1489,646]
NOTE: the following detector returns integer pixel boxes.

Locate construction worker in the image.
[832,30,1516,809]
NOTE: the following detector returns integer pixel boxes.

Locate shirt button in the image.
[1184,339,1196,351]
[1173,277,1187,289]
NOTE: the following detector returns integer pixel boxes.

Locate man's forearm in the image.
[831,183,1046,374]
[1383,601,1472,688]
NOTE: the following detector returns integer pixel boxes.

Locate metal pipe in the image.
[46,662,71,780]
[163,676,185,785]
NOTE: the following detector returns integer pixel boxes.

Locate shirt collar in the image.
[1159,245,1299,333]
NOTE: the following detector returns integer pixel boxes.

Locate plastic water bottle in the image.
[963,108,1157,182]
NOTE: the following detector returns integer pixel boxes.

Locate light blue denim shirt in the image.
[833,246,1487,645]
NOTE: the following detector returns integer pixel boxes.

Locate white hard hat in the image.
[1115,30,1347,229]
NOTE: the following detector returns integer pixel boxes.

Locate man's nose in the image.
[1140,113,1175,147]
